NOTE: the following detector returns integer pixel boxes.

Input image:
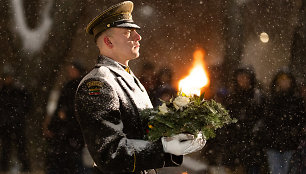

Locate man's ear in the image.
[104,36,113,48]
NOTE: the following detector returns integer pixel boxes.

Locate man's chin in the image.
[124,51,140,62]
[130,53,140,60]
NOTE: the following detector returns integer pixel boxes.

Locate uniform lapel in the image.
[100,56,136,91]
[130,71,146,92]
[97,56,152,110]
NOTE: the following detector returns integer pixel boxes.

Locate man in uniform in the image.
[75,1,206,174]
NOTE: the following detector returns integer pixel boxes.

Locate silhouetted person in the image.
[288,126,306,174]
[265,70,305,174]
[44,62,86,174]
[0,73,32,172]
[221,67,267,173]
[288,82,306,174]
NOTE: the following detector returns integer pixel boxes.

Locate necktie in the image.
[125,66,130,74]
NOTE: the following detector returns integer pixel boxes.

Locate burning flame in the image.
[178,49,209,96]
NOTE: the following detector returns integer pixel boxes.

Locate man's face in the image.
[66,65,80,80]
[276,74,291,92]
[237,73,251,90]
[109,27,141,61]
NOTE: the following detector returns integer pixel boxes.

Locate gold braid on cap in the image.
[86,1,133,34]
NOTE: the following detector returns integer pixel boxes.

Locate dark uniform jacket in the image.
[75,56,182,174]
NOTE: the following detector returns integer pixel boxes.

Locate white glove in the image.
[161,132,206,156]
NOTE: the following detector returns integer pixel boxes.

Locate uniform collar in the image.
[97,55,135,80]
[97,55,146,92]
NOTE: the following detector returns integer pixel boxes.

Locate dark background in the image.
[0,0,305,171]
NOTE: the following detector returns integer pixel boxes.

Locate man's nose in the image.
[133,31,142,41]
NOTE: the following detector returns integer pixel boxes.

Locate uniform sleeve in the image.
[75,77,182,173]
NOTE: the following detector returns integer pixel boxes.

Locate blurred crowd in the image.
[203,66,305,174]
[0,61,305,174]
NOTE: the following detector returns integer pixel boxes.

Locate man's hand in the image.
[161,133,206,156]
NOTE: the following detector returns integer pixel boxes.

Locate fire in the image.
[178,49,209,96]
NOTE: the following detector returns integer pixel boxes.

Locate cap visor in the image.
[116,23,140,29]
